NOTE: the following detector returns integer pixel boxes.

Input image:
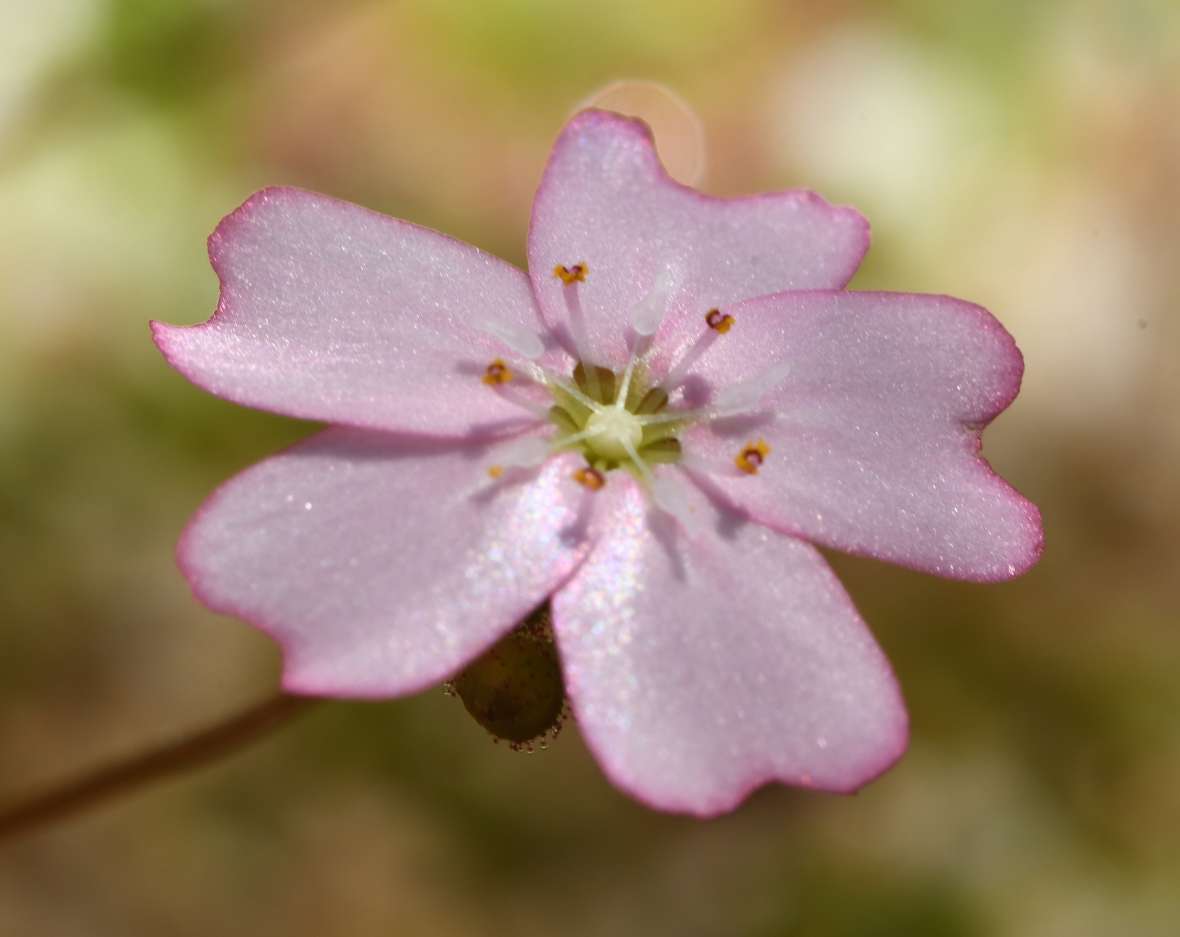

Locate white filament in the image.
[495,435,552,469]
[650,471,698,531]
[631,358,792,429]
[630,261,682,337]
[615,355,639,408]
[524,363,604,414]
[489,381,550,418]
[712,359,792,413]
[476,318,545,359]
[560,281,600,392]
[551,424,608,451]
[661,327,721,390]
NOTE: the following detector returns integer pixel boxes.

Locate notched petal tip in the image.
[554,487,914,817]
[976,487,1045,583]
[149,318,215,396]
[833,204,871,285]
[148,318,175,356]
[205,185,300,266]
[586,693,910,817]
[565,105,657,142]
[156,185,548,436]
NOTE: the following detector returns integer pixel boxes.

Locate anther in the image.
[482,359,513,385]
[735,439,770,475]
[661,309,732,389]
[705,308,734,333]
[553,262,588,285]
[487,465,505,479]
[573,466,606,491]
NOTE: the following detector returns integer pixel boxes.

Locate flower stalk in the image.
[0,692,315,841]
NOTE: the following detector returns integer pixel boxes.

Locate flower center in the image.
[585,406,644,463]
[547,362,682,476]
[478,261,788,499]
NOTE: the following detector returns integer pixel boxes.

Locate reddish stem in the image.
[0,692,316,841]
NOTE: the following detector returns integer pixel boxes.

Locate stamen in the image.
[491,386,550,419]
[482,359,513,385]
[618,433,654,486]
[475,319,545,360]
[496,436,552,470]
[563,468,602,542]
[553,263,588,285]
[661,308,734,389]
[630,262,682,337]
[482,362,552,418]
[712,359,792,413]
[650,471,698,531]
[551,425,608,451]
[631,408,695,428]
[735,439,770,475]
[705,308,734,333]
[474,437,550,498]
[554,261,600,398]
[615,355,639,409]
[527,363,605,414]
[573,466,606,491]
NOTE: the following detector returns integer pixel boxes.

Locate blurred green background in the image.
[2,1,1178,934]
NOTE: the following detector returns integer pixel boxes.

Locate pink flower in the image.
[152,110,1042,816]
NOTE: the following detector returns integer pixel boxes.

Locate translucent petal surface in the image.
[680,291,1043,580]
[528,110,869,368]
[153,187,549,438]
[553,475,907,815]
[180,430,589,697]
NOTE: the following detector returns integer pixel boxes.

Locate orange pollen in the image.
[735,439,770,475]
[553,262,588,285]
[573,466,606,491]
[487,465,505,479]
[705,309,734,333]
[482,359,513,385]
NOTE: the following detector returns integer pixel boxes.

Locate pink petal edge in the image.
[527,109,870,368]
[553,474,909,817]
[153,186,552,440]
[178,429,590,699]
[681,290,1043,582]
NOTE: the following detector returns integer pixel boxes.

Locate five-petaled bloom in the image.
[153,109,1043,816]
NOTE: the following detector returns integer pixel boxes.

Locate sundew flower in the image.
[153,110,1042,815]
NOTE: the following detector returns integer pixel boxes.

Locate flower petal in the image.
[552,475,907,816]
[179,429,589,697]
[153,187,549,438]
[681,290,1043,580]
[527,110,869,367]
